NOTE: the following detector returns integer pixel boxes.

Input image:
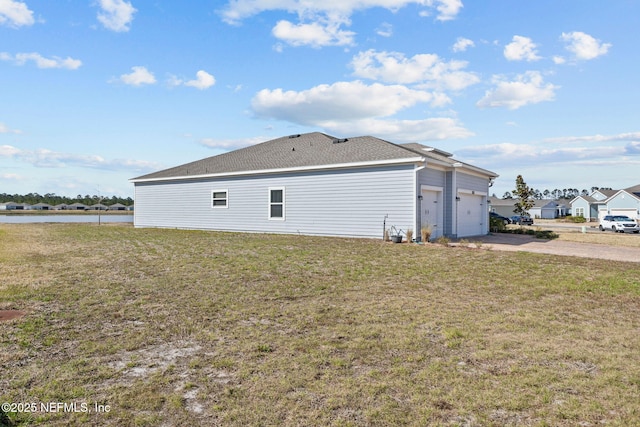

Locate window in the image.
[212,190,228,208]
[268,187,285,220]
[574,207,584,218]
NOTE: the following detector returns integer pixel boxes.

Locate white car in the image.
[599,215,640,233]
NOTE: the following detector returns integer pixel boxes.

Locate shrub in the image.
[421,227,432,243]
[489,216,506,232]
[568,215,586,223]
[406,229,414,242]
[534,230,559,239]
[435,236,451,246]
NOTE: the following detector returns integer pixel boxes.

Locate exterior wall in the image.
[134,164,416,239]
[605,192,640,219]
[571,198,591,220]
[491,204,516,217]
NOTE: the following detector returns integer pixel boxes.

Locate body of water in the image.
[0,215,133,224]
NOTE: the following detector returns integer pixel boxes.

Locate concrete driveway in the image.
[466,233,640,263]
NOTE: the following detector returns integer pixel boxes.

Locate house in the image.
[108,203,128,211]
[89,203,109,211]
[528,199,568,219]
[31,203,53,211]
[488,197,568,219]
[0,202,29,210]
[570,186,640,221]
[67,203,88,210]
[488,197,517,217]
[131,132,498,240]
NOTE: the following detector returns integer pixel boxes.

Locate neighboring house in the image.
[67,203,88,210]
[89,203,109,211]
[108,203,128,211]
[570,185,640,221]
[529,199,568,219]
[131,132,498,240]
[488,198,568,219]
[31,203,53,211]
[53,204,68,210]
[0,202,29,210]
[488,197,517,217]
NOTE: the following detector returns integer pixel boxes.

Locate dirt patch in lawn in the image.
[0,310,26,322]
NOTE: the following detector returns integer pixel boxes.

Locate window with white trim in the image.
[268,187,285,220]
[211,190,228,208]
[574,207,584,218]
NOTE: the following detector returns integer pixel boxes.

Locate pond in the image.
[0,214,133,224]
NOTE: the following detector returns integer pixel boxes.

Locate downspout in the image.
[414,162,426,242]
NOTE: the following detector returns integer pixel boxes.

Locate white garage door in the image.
[457,193,484,237]
[421,189,443,239]
[609,209,637,219]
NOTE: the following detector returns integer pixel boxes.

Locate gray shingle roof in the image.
[132,132,497,181]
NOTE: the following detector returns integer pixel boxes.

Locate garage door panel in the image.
[458,193,484,237]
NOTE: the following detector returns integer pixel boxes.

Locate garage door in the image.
[421,189,443,239]
[610,209,638,220]
[457,193,484,237]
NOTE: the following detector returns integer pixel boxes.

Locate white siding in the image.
[134,165,415,238]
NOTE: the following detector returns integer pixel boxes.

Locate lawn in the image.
[1,224,639,426]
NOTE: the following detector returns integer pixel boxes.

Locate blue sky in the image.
[1,0,638,198]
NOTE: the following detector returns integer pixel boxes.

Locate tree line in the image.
[0,193,133,206]
[499,186,612,200]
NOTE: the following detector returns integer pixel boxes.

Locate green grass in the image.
[1,223,639,426]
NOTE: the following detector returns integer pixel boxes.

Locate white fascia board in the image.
[130,157,425,183]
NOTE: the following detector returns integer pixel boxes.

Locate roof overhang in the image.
[131,156,426,184]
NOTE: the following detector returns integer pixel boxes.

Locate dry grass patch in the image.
[557,230,640,248]
[1,223,639,426]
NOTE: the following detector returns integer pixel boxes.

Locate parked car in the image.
[490,212,511,224]
[599,215,640,233]
[510,215,534,225]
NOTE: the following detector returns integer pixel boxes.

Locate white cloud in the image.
[272,19,355,47]
[0,143,161,171]
[376,22,393,37]
[1,52,82,69]
[544,132,640,144]
[220,0,464,25]
[0,0,34,28]
[325,117,474,142]
[350,49,479,91]
[552,56,566,65]
[0,144,21,156]
[220,0,462,48]
[251,80,435,125]
[0,123,21,134]
[452,37,474,52]
[200,136,267,151]
[115,66,156,86]
[251,80,473,141]
[504,35,541,62]
[97,0,136,32]
[431,0,463,22]
[476,71,558,110]
[560,31,611,61]
[169,70,216,89]
[183,70,216,90]
[0,172,21,181]
[456,142,630,168]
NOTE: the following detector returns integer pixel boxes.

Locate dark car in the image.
[490,212,511,224]
[510,215,534,225]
